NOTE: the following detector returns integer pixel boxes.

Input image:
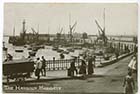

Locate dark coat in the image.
[79,60,86,75]
[88,58,94,75]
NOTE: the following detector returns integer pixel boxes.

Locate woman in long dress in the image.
[123,72,135,94]
[79,59,87,76]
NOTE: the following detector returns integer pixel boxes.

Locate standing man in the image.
[92,55,96,69]
[128,55,137,74]
[87,56,93,75]
[41,56,46,76]
[70,57,78,76]
[35,58,42,80]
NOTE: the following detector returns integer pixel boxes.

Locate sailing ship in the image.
[8,20,47,46]
[9,20,26,46]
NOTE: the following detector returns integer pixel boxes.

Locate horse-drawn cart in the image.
[3,59,34,83]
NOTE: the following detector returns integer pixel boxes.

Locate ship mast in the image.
[22,19,26,40]
[95,8,107,46]
[69,13,77,43]
[37,24,39,34]
[13,26,15,36]
[69,13,72,42]
[103,8,105,32]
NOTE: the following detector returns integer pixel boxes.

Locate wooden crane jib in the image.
[69,21,77,42]
[95,20,103,33]
[60,27,63,34]
[95,19,108,45]
[31,28,39,41]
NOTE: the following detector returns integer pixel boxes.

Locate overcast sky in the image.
[4,3,137,36]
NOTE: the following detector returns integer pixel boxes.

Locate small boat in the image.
[27,47,32,50]
[35,45,45,49]
[67,48,74,52]
[29,51,36,56]
[52,46,58,50]
[15,49,24,52]
[57,49,64,53]
[63,50,69,54]
[74,46,82,50]
[24,45,27,48]
[103,54,112,60]
[79,53,83,56]
[30,45,44,51]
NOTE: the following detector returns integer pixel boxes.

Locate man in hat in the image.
[35,58,42,80]
[128,55,137,73]
[87,55,94,75]
[70,57,78,76]
[41,56,46,76]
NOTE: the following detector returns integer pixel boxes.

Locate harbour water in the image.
[3,36,83,61]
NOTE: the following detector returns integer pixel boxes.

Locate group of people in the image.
[123,71,135,94]
[35,56,46,80]
[68,55,96,78]
[123,54,137,94]
[128,54,137,74]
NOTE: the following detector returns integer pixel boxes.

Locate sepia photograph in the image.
[2,3,138,94]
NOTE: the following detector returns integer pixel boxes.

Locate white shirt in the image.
[128,58,136,70]
[36,60,42,69]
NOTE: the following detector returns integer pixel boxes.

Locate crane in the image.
[31,28,39,42]
[56,27,64,44]
[94,8,108,46]
[69,21,77,42]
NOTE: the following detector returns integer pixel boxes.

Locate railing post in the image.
[53,57,55,70]
[49,60,50,70]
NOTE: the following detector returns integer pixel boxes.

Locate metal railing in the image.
[45,51,133,71]
[46,59,81,71]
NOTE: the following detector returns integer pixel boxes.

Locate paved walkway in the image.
[3,52,133,84]
[3,55,137,94]
[3,67,108,84]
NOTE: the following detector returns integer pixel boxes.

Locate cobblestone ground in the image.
[3,55,137,94]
